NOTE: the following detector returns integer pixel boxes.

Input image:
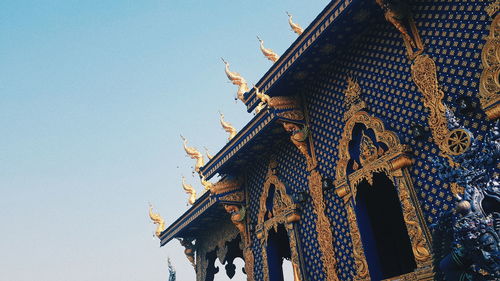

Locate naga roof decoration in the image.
[219,112,238,141]
[159,177,244,245]
[180,135,205,175]
[148,203,166,238]
[243,0,373,112]
[286,12,304,35]
[257,36,280,63]
[181,176,197,205]
[221,58,249,103]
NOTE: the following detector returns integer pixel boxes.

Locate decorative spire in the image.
[181,176,197,205]
[219,112,237,140]
[204,146,213,160]
[221,58,249,102]
[257,36,280,62]
[286,12,304,35]
[200,175,214,191]
[254,86,271,113]
[180,135,205,174]
[148,203,166,238]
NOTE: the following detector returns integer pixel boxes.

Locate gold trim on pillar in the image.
[256,159,303,281]
[276,96,339,281]
[479,12,500,120]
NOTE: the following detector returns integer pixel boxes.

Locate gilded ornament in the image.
[180,135,205,175]
[181,176,197,205]
[219,112,238,140]
[221,58,250,102]
[257,36,280,62]
[410,55,452,155]
[479,13,500,120]
[444,128,472,156]
[204,146,213,160]
[375,0,423,59]
[346,202,370,280]
[200,175,214,191]
[286,12,304,35]
[485,0,499,17]
[254,86,271,114]
[148,203,166,238]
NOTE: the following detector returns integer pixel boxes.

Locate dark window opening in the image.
[355,172,416,280]
[266,225,293,281]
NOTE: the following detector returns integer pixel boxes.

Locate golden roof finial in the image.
[180,135,205,174]
[219,111,237,140]
[200,175,214,191]
[286,12,304,35]
[148,203,166,238]
[181,176,197,205]
[221,58,249,102]
[257,36,280,63]
[204,146,213,160]
[254,86,271,113]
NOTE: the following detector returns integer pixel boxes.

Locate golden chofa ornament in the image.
[257,36,280,62]
[219,112,237,141]
[204,146,213,160]
[148,203,166,238]
[180,135,205,175]
[221,58,249,102]
[286,12,304,35]
[181,176,197,205]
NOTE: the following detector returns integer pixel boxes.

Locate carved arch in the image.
[333,111,433,281]
[255,159,303,281]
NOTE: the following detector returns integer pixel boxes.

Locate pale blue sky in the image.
[0,1,328,280]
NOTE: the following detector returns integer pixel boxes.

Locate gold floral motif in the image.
[486,0,499,17]
[450,182,465,197]
[479,13,500,120]
[410,55,451,154]
[346,201,370,281]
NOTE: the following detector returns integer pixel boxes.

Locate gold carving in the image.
[224,204,247,241]
[257,36,280,62]
[178,238,196,267]
[204,147,214,160]
[410,55,452,154]
[148,203,166,238]
[222,58,250,102]
[219,112,238,140]
[254,86,271,113]
[210,177,241,195]
[450,182,465,197]
[286,12,304,35]
[200,175,214,191]
[181,176,197,205]
[256,159,304,280]
[479,13,500,120]
[282,122,316,171]
[375,0,423,59]
[333,104,433,279]
[445,128,472,156]
[180,135,205,175]
[486,0,499,17]
[346,201,370,280]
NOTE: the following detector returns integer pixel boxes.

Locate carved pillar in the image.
[274,96,339,281]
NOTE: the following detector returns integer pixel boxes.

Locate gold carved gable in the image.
[256,159,299,242]
[334,111,407,193]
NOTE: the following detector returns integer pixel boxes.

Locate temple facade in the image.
[150,0,500,280]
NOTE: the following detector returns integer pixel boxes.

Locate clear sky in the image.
[0,1,328,280]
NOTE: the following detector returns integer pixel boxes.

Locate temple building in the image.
[149,0,500,280]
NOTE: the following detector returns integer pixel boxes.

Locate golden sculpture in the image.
[180,135,205,174]
[200,175,214,191]
[286,12,304,35]
[257,36,280,62]
[181,176,197,205]
[148,203,166,238]
[479,13,499,120]
[204,146,213,160]
[224,204,247,240]
[219,112,237,140]
[221,58,249,102]
[254,86,271,113]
